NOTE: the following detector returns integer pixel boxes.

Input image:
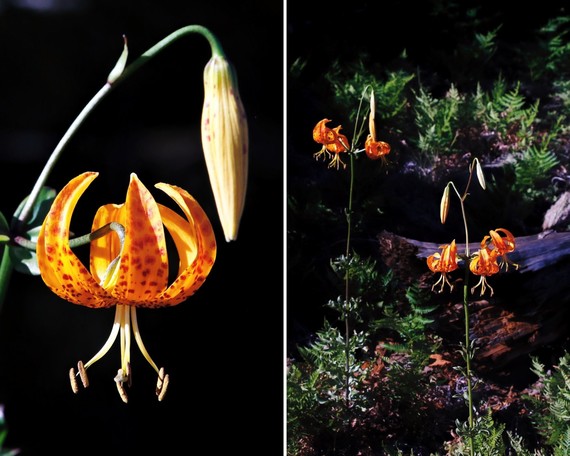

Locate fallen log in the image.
[377,230,570,374]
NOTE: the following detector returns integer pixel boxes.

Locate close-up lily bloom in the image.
[427,239,459,293]
[201,53,249,243]
[36,172,217,402]
[312,118,349,169]
[469,246,500,296]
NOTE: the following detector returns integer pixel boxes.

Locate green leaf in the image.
[0,212,8,236]
[9,245,39,276]
[7,187,55,276]
[12,186,56,229]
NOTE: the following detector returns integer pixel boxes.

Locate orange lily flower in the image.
[364,135,391,160]
[365,89,391,160]
[36,172,217,402]
[481,228,518,271]
[312,119,349,169]
[469,247,500,296]
[427,240,459,292]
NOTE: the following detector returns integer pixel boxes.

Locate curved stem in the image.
[0,247,12,317]
[15,25,223,231]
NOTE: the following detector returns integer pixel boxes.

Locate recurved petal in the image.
[158,204,198,275]
[111,174,169,303]
[36,172,115,308]
[150,182,217,307]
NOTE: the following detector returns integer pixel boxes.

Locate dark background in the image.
[287,0,570,355]
[0,1,283,454]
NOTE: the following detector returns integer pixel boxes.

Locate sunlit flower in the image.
[312,118,349,169]
[364,89,391,160]
[469,247,500,296]
[427,240,459,293]
[364,135,391,160]
[481,228,518,271]
[201,54,249,242]
[36,172,217,402]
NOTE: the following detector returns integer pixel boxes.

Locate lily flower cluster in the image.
[427,228,518,296]
[311,90,391,169]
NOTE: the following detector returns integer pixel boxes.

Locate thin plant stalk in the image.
[450,170,476,456]
[343,150,355,410]
[341,88,370,411]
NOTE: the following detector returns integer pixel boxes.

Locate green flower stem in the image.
[463,276,474,456]
[0,248,13,316]
[452,166,477,456]
[343,150,356,410]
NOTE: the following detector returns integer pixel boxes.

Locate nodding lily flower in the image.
[364,90,391,160]
[481,228,518,271]
[36,172,216,403]
[312,118,349,170]
[364,135,391,160]
[201,53,249,243]
[427,240,459,293]
[469,247,500,296]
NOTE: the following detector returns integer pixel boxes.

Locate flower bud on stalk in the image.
[201,54,249,242]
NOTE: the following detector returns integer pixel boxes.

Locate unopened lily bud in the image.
[440,184,451,224]
[368,89,376,140]
[474,158,486,190]
[201,54,249,242]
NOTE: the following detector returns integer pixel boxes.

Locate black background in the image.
[0,1,283,454]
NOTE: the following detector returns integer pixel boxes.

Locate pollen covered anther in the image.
[69,368,79,394]
[115,369,129,403]
[77,360,89,388]
[156,367,169,401]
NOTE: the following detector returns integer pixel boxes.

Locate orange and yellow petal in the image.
[111,174,170,303]
[36,172,115,308]
[365,135,391,160]
[312,119,336,145]
[150,182,217,307]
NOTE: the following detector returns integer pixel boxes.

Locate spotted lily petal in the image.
[154,182,217,306]
[37,172,115,308]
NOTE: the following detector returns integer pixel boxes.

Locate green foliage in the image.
[447,409,506,456]
[325,60,414,125]
[413,84,464,156]
[372,282,439,359]
[472,26,500,63]
[9,186,56,276]
[525,353,570,452]
[0,406,19,456]
[512,145,560,198]
[287,319,372,453]
[474,79,539,149]
[527,16,570,80]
